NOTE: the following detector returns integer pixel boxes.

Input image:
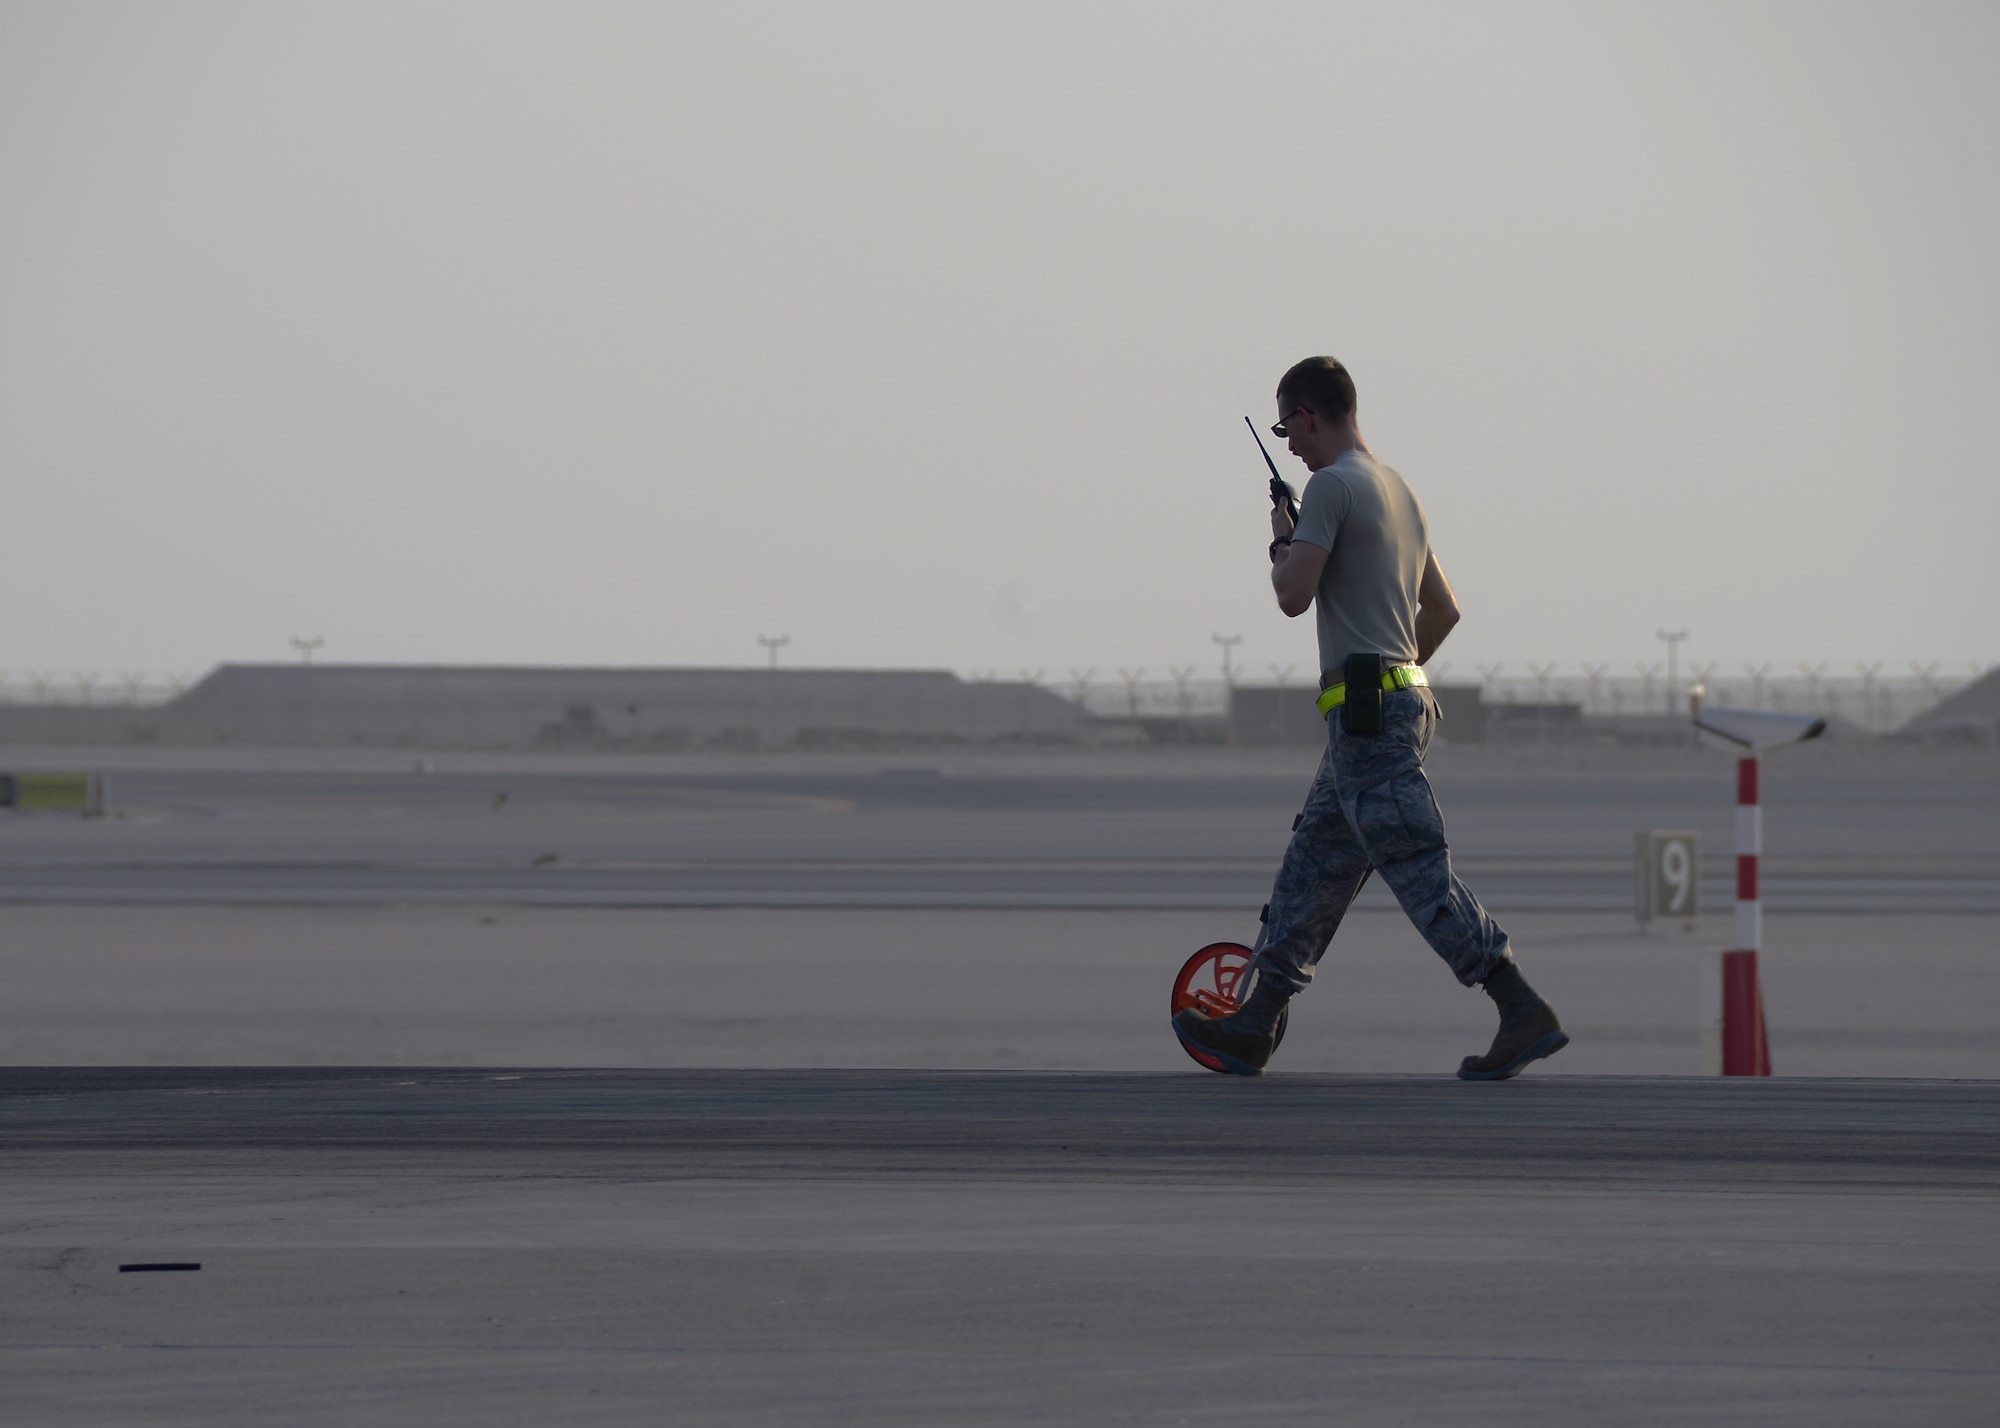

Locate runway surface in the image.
[6,1070,1997,1425]
[9,1065,1998,1184]
[5,745,1995,1421]
[3,742,1997,910]
[4,904,1998,1078]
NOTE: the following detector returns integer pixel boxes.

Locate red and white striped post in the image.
[1695,699,1822,1074]
[1723,755,1773,1076]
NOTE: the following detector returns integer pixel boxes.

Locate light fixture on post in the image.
[1691,693,1827,1075]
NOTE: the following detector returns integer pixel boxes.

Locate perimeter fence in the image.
[1,663,1987,739]
[1047,663,1990,735]
[0,672,195,708]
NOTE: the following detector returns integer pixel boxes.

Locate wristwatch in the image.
[1268,537,1292,559]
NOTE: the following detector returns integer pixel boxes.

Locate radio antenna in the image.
[1244,416,1298,522]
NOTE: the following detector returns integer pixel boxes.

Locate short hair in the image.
[1276,356,1357,424]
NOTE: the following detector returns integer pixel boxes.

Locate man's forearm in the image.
[1414,604,1458,666]
[1269,542,1315,618]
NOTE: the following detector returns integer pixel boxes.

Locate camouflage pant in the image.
[1252,686,1511,993]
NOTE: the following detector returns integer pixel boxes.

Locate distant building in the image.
[0,664,1082,750]
[1898,666,2000,744]
[1483,700,1583,739]
[1229,684,1486,746]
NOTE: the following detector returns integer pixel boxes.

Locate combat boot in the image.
[1458,958,1569,1081]
[1173,972,1290,1077]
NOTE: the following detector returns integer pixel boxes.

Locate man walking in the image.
[1173,356,1568,1080]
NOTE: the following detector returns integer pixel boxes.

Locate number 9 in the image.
[1661,840,1690,914]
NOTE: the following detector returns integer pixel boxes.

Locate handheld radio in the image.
[1244,416,1298,524]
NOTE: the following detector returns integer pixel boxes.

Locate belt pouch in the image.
[1342,652,1385,737]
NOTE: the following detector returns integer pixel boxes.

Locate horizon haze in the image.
[3,2,1994,682]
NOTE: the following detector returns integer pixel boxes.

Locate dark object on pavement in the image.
[119,1262,201,1272]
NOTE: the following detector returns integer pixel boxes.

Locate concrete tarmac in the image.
[4,743,1995,1421]
[3,903,1999,1078]
[4,742,1997,911]
[6,1069,1997,1425]
[5,904,1999,1078]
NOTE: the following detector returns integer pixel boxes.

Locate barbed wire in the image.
[0,672,197,707]
[0,662,1990,736]
[1052,664,1993,734]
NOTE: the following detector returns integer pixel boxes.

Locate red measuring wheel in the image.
[1170,941,1288,1073]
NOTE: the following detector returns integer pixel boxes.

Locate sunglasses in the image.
[1272,407,1308,439]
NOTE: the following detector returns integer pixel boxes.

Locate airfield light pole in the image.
[1655,629,1688,715]
[1169,665,1195,742]
[289,636,324,744]
[1118,668,1145,720]
[1727,752,1772,1075]
[1213,635,1243,746]
[1270,662,1296,744]
[756,636,790,750]
[1211,633,1242,686]
[1692,698,1827,1076]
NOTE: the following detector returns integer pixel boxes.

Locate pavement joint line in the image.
[5,897,1995,913]
[2,1346,1996,1376]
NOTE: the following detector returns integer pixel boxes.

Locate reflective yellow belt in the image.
[1315,665,1428,718]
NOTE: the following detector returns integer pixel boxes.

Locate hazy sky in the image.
[3,1,1994,684]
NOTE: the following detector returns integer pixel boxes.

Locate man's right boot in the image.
[1458,958,1569,1081]
[1173,972,1289,1077]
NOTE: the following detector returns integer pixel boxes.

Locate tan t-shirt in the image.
[1288,450,1430,673]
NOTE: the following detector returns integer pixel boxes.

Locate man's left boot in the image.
[1174,972,1290,1077]
[1458,958,1569,1081]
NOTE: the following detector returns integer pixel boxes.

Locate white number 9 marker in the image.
[1661,840,1691,914]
